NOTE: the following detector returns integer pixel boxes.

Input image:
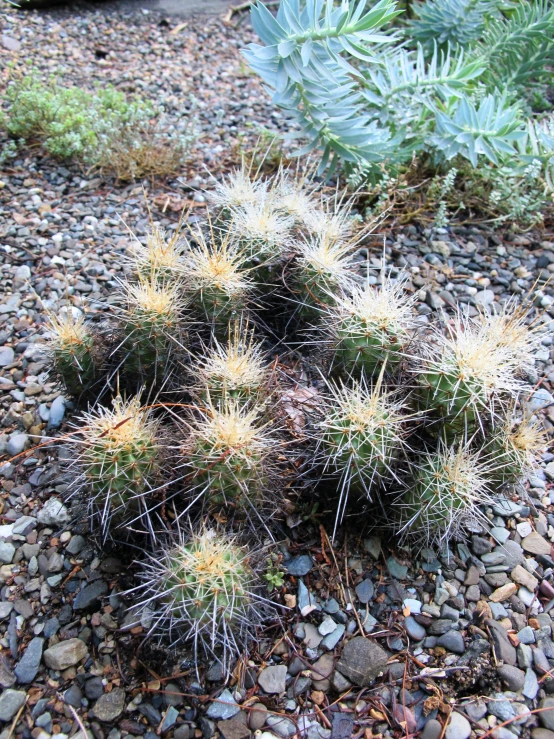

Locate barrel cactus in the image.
[187,229,254,325]
[46,309,101,398]
[328,275,416,377]
[487,414,545,490]
[135,528,259,663]
[130,223,186,283]
[76,396,160,534]
[231,200,294,266]
[397,444,492,546]
[207,165,269,215]
[293,237,355,315]
[184,396,274,508]
[318,375,407,524]
[193,321,271,403]
[120,277,184,379]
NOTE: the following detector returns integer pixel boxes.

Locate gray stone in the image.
[206,689,240,720]
[496,664,525,691]
[517,626,535,644]
[486,620,517,666]
[355,579,374,603]
[0,541,15,564]
[518,643,533,669]
[488,696,515,721]
[474,289,495,307]
[405,616,426,641]
[387,557,408,579]
[523,668,540,700]
[48,395,66,429]
[522,531,551,556]
[266,714,297,737]
[37,498,70,526]
[84,676,104,700]
[43,638,88,670]
[494,500,523,517]
[0,347,15,367]
[14,637,43,684]
[422,719,442,739]
[258,665,287,694]
[437,631,465,654]
[249,703,267,730]
[429,619,456,635]
[482,552,506,566]
[533,731,554,739]
[529,388,554,412]
[73,579,108,610]
[363,536,381,559]
[494,540,525,569]
[284,555,313,576]
[491,527,510,544]
[336,636,389,686]
[6,433,28,457]
[540,698,554,731]
[321,623,345,650]
[12,516,36,536]
[298,579,320,616]
[445,712,471,739]
[0,602,14,620]
[310,653,335,681]
[63,684,83,708]
[0,689,26,721]
[66,535,86,555]
[318,616,338,636]
[93,687,126,722]
[463,702,487,721]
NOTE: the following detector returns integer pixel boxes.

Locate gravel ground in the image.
[3,4,554,739]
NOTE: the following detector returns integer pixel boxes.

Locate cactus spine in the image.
[46,310,99,397]
[76,396,160,532]
[398,444,492,545]
[294,237,355,314]
[487,414,545,489]
[130,224,186,283]
[328,276,416,377]
[185,396,273,508]
[193,320,271,403]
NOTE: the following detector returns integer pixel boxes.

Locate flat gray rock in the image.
[258,665,287,694]
[205,688,240,720]
[336,636,389,686]
[93,687,126,722]
[0,689,26,722]
[44,638,88,671]
[14,637,43,684]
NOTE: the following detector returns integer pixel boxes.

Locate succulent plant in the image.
[318,373,407,528]
[293,236,355,315]
[397,443,493,546]
[186,228,254,325]
[193,319,271,403]
[231,199,294,267]
[133,528,260,664]
[76,396,160,534]
[45,309,101,398]
[327,274,416,377]
[130,223,186,283]
[415,308,532,437]
[487,413,545,489]
[119,276,185,380]
[184,395,274,509]
[207,164,269,215]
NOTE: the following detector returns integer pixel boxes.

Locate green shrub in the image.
[2,75,196,179]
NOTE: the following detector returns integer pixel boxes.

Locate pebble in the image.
[496,664,525,691]
[93,687,126,722]
[43,638,88,671]
[0,540,15,564]
[37,498,70,526]
[523,668,540,699]
[321,623,345,650]
[336,637,388,686]
[206,689,240,720]
[283,554,313,576]
[511,564,538,591]
[540,698,554,731]
[48,395,66,428]
[387,557,408,579]
[490,583,518,602]
[517,626,535,644]
[0,347,15,366]
[355,579,374,603]
[405,616,426,641]
[0,689,26,722]
[6,432,28,456]
[73,579,108,610]
[522,531,552,555]
[445,712,471,739]
[437,631,465,654]
[14,636,43,684]
[258,665,287,694]
[266,714,297,737]
[422,719,442,739]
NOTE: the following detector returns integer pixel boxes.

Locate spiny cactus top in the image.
[130,224,186,281]
[135,529,258,660]
[295,237,356,307]
[194,322,271,402]
[488,413,545,487]
[399,444,493,546]
[207,167,269,211]
[329,275,416,376]
[319,376,408,504]
[46,309,97,395]
[231,200,294,261]
[76,396,160,527]
[185,397,274,507]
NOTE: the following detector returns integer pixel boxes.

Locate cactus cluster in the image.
[43,163,548,665]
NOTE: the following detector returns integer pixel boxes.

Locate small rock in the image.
[48,395,66,429]
[486,620,517,666]
[517,626,535,644]
[511,565,538,591]
[0,541,15,564]
[0,347,15,366]
[93,687,126,722]
[387,557,408,579]
[284,555,313,576]
[217,714,250,739]
[524,668,540,700]
[405,616,426,641]
[266,714,297,737]
[318,616,338,636]
[14,637,43,684]
[43,638,88,671]
[37,498,70,526]
[73,579,108,610]
[355,579,374,603]
[6,433,28,457]
[206,688,241,720]
[496,664,525,691]
[445,712,471,739]
[437,631,465,654]
[422,719,442,739]
[249,702,267,731]
[0,689,26,722]
[258,665,287,694]
[490,583,518,602]
[474,289,495,307]
[540,698,554,731]
[529,388,554,412]
[336,636,389,686]
[522,532,551,556]
[63,684,84,708]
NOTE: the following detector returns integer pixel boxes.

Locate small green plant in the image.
[135,529,260,664]
[398,444,493,545]
[263,553,286,592]
[76,396,160,535]
[184,396,275,508]
[45,309,102,398]
[327,274,416,377]
[427,167,458,229]
[3,74,196,179]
